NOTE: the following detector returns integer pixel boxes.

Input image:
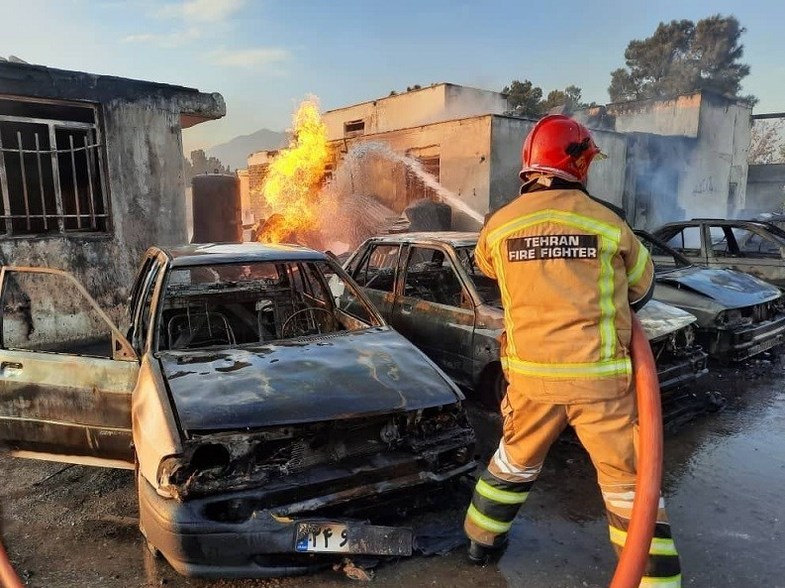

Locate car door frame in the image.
[0,266,139,469]
[390,241,478,386]
[657,223,710,265]
[345,240,402,320]
[704,222,785,286]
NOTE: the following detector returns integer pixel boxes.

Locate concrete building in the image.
[242,85,625,232]
[323,113,627,230]
[244,85,752,236]
[0,61,225,322]
[745,164,785,215]
[582,91,753,229]
[323,83,509,141]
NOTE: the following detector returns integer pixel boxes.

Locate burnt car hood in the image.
[656,266,780,308]
[158,327,462,434]
[636,299,697,340]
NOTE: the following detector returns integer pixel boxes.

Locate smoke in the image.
[627,134,690,230]
[313,141,483,253]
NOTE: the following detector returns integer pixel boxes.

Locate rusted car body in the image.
[344,232,708,407]
[0,243,475,578]
[637,230,785,361]
[652,219,785,288]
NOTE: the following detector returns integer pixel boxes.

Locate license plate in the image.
[294,522,412,556]
[745,335,782,358]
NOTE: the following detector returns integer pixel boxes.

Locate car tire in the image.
[479,365,507,411]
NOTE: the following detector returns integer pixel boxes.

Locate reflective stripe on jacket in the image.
[475,188,654,403]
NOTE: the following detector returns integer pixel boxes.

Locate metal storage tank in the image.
[191,173,242,243]
[403,199,452,231]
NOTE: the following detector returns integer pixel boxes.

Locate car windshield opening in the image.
[456,246,501,306]
[635,231,692,271]
[158,260,379,350]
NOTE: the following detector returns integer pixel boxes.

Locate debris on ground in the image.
[333,558,375,581]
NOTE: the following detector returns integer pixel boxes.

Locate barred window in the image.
[0,97,110,237]
[405,154,440,204]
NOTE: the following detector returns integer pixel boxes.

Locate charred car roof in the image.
[660,218,785,238]
[368,232,480,248]
[154,243,327,267]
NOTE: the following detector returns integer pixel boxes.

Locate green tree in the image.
[608,15,754,103]
[503,80,545,116]
[504,81,588,116]
[542,85,588,112]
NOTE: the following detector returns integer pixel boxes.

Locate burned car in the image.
[0,244,475,577]
[637,229,785,361]
[344,232,708,408]
[652,218,785,288]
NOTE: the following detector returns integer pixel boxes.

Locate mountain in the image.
[205,128,288,171]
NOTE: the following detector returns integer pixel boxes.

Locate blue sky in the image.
[1,0,782,154]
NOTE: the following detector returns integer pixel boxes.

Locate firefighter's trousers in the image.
[464,389,682,587]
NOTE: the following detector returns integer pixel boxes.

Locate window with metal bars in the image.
[0,97,110,237]
[405,154,440,204]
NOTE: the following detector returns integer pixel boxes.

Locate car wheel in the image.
[479,365,507,411]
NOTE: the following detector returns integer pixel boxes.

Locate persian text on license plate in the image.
[294,522,413,556]
[295,522,351,553]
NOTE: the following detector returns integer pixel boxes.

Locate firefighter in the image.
[464,114,682,587]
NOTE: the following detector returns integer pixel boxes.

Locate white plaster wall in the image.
[323,84,507,143]
[323,85,448,141]
[746,164,785,214]
[0,97,192,333]
[489,117,628,212]
[677,98,752,219]
[608,94,702,138]
[489,117,534,210]
[330,115,493,231]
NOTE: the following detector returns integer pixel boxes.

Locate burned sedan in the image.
[0,243,475,578]
[652,218,785,288]
[636,229,785,361]
[344,232,707,408]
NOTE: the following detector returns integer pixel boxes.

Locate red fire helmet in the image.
[520,114,605,184]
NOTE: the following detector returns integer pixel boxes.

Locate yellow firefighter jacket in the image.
[475,186,654,404]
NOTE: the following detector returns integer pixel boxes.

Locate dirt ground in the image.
[1,353,784,588]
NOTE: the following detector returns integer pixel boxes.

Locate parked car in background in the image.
[652,218,785,288]
[752,212,785,233]
[636,229,785,361]
[344,232,708,408]
[0,243,476,578]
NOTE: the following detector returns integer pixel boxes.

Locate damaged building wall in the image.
[0,62,225,339]
[682,92,751,219]
[610,91,752,229]
[609,94,702,138]
[624,133,691,230]
[237,169,251,225]
[323,84,507,143]
[331,115,493,231]
[246,151,274,224]
[746,164,785,215]
[488,116,628,213]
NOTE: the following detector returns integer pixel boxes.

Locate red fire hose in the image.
[609,312,663,588]
[0,535,22,588]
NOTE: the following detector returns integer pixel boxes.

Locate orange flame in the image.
[256,98,330,244]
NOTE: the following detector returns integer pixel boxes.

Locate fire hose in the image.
[0,532,22,588]
[609,312,663,588]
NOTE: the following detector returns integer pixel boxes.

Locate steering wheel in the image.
[281,307,337,338]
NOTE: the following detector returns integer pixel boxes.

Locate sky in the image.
[1,0,782,155]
